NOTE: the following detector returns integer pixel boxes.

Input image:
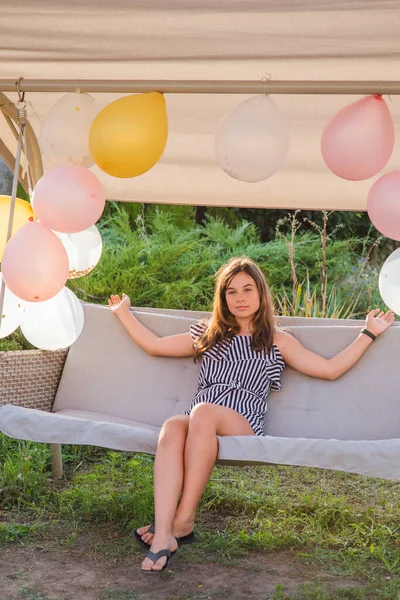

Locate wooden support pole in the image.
[49,443,63,479]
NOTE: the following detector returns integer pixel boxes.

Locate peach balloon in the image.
[1,221,69,302]
[321,95,394,181]
[32,165,106,233]
[367,171,400,241]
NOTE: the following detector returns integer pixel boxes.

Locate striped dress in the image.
[184,322,286,436]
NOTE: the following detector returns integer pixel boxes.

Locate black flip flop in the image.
[177,530,195,545]
[141,548,177,573]
[133,524,195,550]
[133,524,155,549]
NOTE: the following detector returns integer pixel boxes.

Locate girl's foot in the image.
[136,523,155,545]
[136,517,194,546]
[141,534,178,572]
[172,514,195,540]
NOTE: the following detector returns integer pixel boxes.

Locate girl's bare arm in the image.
[274,309,395,381]
[108,294,195,357]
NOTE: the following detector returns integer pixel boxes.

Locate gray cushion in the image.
[53,307,199,427]
[53,304,400,441]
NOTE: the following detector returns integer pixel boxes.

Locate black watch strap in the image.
[360,328,376,341]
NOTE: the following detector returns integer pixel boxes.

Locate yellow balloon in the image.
[89,92,168,178]
[0,196,36,262]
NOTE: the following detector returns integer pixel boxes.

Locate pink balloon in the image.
[367,171,400,241]
[321,95,394,181]
[2,222,69,302]
[32,165,106,233]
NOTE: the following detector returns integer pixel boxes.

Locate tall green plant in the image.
[275,210,365,317]
[275,277,362,319]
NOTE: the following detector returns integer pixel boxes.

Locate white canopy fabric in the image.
[1,1,400,210]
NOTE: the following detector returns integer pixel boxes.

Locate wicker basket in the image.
[0,349,69,412]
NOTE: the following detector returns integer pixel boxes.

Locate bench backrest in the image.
[53,303,400,440]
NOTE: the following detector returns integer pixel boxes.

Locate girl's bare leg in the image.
[173,403,254,536]
[137,415,189,544]
[142,403,254,571]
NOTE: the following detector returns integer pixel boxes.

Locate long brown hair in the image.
[194,257,276,360]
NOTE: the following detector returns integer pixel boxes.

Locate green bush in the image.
[0,207,387,351]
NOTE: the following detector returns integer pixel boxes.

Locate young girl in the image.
[108,256,394,573]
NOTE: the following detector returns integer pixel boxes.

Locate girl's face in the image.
[225,272,260,322]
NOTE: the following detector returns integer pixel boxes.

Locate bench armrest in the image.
[0,349,68,412]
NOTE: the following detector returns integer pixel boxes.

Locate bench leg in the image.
[49,443,63,479]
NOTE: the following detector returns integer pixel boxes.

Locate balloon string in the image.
[0,109,25,329]
[261,72,271,97]
[375,93,392,103]
[21,121,33,200]
[16,77,33,200]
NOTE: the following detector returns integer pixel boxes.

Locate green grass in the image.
[271,580,400,599]
[1,434,399,600]
[11,583,400,600]
[12,581,400,600]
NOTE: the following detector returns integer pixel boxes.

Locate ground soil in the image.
[0,535,367,600]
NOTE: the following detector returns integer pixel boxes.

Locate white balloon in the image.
[40,93,98,168]
[0,273,25,338]
[53,225,103,279]
[379,248,400,315]
[20,287,84,350]
[215,95,289,182]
